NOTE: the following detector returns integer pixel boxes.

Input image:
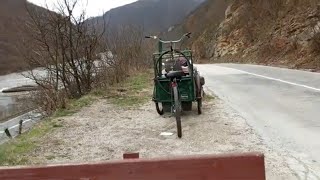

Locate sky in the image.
[28,0,138,18]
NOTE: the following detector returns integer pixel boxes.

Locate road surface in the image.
[197,63,320,179]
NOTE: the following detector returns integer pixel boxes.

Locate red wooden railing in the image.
[0,152,265,180]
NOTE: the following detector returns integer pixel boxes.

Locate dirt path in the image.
[28,95,296,179]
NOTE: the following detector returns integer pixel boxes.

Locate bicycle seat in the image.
[166,71,184,79]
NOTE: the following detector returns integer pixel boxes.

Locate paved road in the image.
[197,63,320,179]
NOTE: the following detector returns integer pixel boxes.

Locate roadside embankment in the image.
[0,70,297,179]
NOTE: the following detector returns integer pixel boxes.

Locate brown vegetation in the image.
[169,0,320,70]
[0,0,49,75]
[0,0,203,76]
[163,0,231,61]
[22,0,152,114]
[220,0,320,70]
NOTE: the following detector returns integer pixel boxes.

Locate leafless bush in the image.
[20,0,106,113]
[102,25,153,84]
[21,0,150,114]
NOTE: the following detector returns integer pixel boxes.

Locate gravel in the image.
[28,95,298,179]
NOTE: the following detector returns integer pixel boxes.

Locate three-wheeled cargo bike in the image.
[145,33,205,138]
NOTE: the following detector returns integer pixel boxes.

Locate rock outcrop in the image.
[213,0,320,69]
[177,0,320,70]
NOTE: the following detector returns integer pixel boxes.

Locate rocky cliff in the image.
[186,0,320,70]
[213,0,320,70]
[163,0,230,61]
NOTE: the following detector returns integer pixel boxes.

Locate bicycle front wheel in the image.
[173,85,182,138]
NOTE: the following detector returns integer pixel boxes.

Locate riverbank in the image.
[0,70,38,124]
[0,92,34,123]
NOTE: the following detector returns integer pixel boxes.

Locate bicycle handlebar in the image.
[144,33,191,44]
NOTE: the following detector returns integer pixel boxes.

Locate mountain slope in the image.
[0,0,29,75]
[0,0,48,75]
[179,0,320,70]
[0,0,205,75]
[213,0,320,70]
[165,0,231,60]
[94,0,205,34]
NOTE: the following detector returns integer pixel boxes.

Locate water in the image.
[0,71,37,122]
[0,94,30,122]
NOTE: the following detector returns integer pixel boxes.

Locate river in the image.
[0,71,37,122]
[0,64,102,122]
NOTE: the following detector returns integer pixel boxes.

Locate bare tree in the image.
[21,0,106,113]
[20,0,151,114]
[103,25,153,83]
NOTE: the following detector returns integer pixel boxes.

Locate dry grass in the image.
[0,70,153,166]
[104,70,153,107]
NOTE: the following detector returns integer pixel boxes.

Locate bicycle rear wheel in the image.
[155,102,164,115]
[197,86,203,115]
[173,85,182,138]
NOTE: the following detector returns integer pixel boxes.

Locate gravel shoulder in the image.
[24,92,298,179]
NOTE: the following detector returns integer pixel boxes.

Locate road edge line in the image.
[222,66,320,92]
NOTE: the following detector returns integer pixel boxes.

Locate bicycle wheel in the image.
[155,102,164,115]
[197,87,203,115]
[173,85,182,138]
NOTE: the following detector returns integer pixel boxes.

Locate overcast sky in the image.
[28,0,138,18]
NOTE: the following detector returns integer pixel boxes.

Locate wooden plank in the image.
[0,152,265,180]
[123,153,140,159]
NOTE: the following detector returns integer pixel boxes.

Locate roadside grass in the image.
[0,71,153,165]
[0,95,95,166]
[203,92,215,102]
[53,95,96,118]
[0,95,96,166]
[0,119,54,166]
[0,71,215,166]
[107,70,153,107]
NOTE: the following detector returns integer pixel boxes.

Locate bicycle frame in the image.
[169,77,181,121]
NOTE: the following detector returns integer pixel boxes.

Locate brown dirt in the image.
[26,95,298,179]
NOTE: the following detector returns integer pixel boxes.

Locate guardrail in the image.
[0,107,37,123]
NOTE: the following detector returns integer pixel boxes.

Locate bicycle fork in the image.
[171,78,178,113]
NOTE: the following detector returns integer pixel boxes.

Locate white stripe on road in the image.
[221,66,320,92]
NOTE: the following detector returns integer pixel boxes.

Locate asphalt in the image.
[197,63,320,178]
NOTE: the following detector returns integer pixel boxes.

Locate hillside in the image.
[0,0,29,75]
[0,0,205,75]
[163,0,231,60]
[182,0,320,70]
[93,0,206,34]
[0,0,48,75]
[214,0,320,70]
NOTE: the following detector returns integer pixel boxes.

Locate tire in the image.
[200,76,205,85]
[197,87,204,115]
[155,102,164,115]
[173,86,182,138]
[197,99,202,115]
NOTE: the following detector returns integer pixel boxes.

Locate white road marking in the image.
[219,66,320,92]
